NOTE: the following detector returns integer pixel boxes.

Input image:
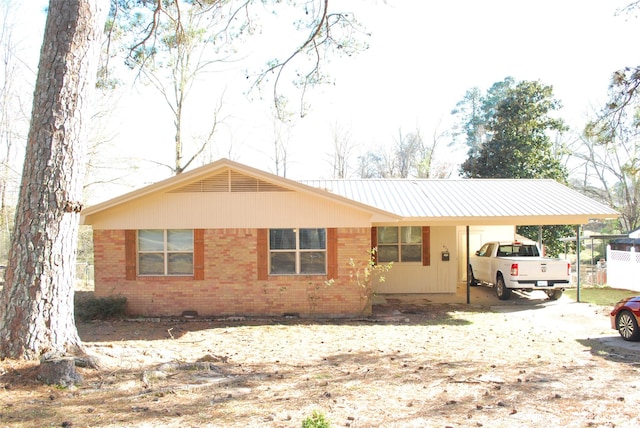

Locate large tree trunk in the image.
[0,0,108,360]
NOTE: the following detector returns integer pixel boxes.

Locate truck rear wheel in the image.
[545,289,563,300]
[495,275,511,300]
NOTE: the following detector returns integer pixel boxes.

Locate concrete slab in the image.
[373,283,640,355]
[374,282,562,308]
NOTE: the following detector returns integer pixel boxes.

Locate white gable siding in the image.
[87,191,379,229]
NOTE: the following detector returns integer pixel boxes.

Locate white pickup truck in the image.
[468,241,571,300]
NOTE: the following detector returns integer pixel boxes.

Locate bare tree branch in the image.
[248,0,368,118]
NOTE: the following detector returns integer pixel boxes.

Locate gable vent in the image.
[169,169,291,193]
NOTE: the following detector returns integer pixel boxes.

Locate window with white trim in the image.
[138,229,194,275]
[269,228,326,274]
[377,226,422,263]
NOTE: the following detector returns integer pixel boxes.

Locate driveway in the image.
[375,283,640,354]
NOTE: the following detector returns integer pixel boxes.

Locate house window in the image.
[377,226,422,263]
[269,228,326,275]
[138,229,194,275]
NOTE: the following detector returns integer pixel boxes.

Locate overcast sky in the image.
[210,0,640,182]
[8,1,640,202]
[168,0,640,182]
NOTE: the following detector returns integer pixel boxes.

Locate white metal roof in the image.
[81,158,619,227]
[301,178,619,225]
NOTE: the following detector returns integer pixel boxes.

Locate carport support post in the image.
[466,225,470,304]
[576,225,581,303]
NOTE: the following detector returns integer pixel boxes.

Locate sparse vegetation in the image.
[74,295,127,321]
[301,410,331,428]
[348,247,393,313]
[565,286,637,306]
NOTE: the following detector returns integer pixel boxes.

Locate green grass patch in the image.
[565,286,637,306]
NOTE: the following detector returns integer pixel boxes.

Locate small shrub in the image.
[347,247,393,314]
[75,295,127,321]
[301,410,331,428]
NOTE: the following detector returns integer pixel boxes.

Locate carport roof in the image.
[301,178,619,225]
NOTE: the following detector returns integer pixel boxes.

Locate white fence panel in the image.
[606,245,640,292]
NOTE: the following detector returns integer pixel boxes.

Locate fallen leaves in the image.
[0,302,638,427]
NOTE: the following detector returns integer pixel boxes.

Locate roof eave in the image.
[387,213,619,226]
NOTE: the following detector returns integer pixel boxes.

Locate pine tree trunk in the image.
[0,0,108,360]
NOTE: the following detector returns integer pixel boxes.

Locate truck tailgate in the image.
[508,257,569,283]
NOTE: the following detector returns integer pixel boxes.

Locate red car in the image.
[610,296,640,341]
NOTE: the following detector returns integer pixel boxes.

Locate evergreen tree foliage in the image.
[517,225,572,258]
[454,78,573,256]
[460,78,568,180]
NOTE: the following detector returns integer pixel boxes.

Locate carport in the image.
[308,177,619,303]
[448,180,620,304]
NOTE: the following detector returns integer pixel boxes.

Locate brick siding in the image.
[93,228,372,318]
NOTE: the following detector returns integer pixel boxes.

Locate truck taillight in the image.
[510,263,518,276]
[567,263,571,276]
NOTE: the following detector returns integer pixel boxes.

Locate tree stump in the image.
[37,357,83,386]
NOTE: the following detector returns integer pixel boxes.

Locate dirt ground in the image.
[1,290,639,428]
